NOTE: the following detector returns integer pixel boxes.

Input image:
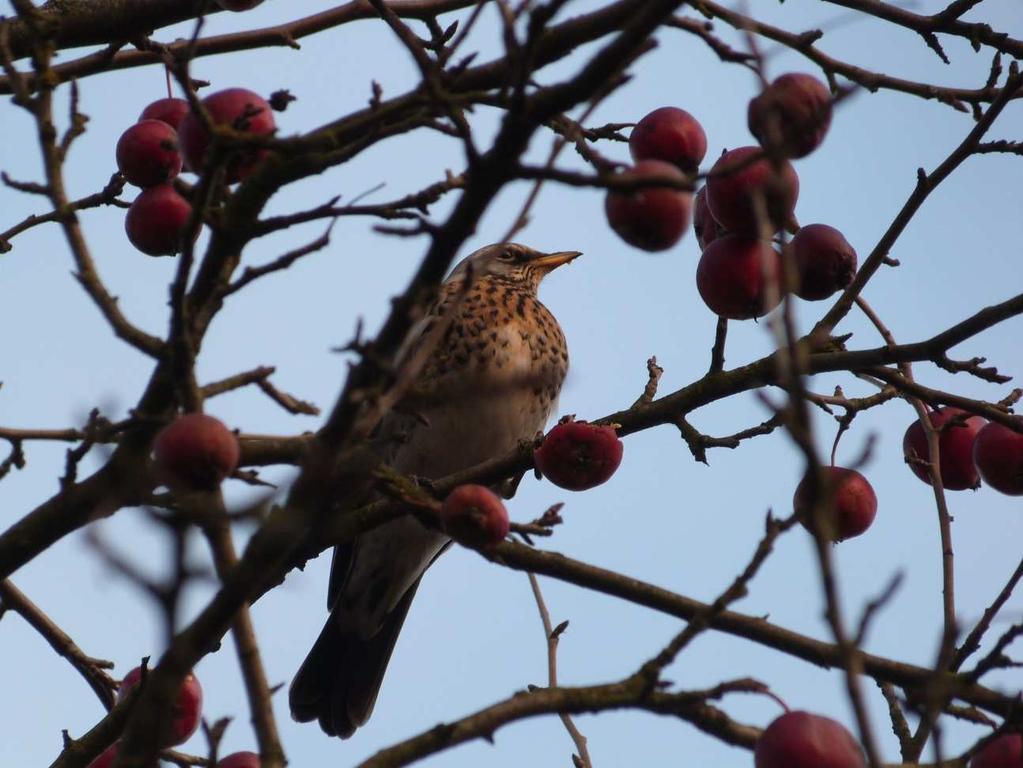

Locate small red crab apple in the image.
[787,223,857,300]
[440,485,509,548]
[706,146,799,234]
[604,160,692,252]
[153,413,240,491]
[124,184,192,256]
[693,186,727,250]
[217,753,261,768]
[970,733,1023,768]
[973,419,1023,496]
[140,97,190,131]
[696,235,783,320]
[118,666,203,746]
[629,106,707,173]
[793,466,877,541]
[86,743,119,768]
[903,407,985,491]
[748,73,833,159]
[755,711,866,768]
[179,87,276,182]
[534,418,623,491]
[116,119,183,187]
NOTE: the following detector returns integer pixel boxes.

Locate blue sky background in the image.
[1,1,1021,766]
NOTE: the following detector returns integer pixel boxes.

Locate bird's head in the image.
[448,242,581,292]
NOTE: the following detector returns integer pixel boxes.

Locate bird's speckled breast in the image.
[395,275,568,478]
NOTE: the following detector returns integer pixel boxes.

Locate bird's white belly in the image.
[397,323,559,475]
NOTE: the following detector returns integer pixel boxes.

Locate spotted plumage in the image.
[289,242,580,739]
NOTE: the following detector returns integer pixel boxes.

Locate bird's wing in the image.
[324,287,457,610]
[325,403,423,610]
[326,541,355,611]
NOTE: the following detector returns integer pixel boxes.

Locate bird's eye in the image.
[497,250,517,262]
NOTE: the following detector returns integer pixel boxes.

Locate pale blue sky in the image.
[1,1,1021,766]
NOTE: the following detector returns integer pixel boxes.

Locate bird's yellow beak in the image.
[532,250,582,271]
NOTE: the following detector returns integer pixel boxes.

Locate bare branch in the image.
[0,173,127,253]
[0,580,118,709]
[526,574,592,768]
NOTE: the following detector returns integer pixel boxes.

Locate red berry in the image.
[794,466,877,541]
[179,88,276,182]
[604,160,692,252]
[973,420,1023,496]
[153,413,240,490]
[749,73,833,159]
[216,0,264,8]
[118,666,203,746]
[217,752,261,768]
[903,408,985,491]
[139,98,190,131]
[440,485,509,549]
[696,235,783,320]
[629,107,707,173]
[693,186,726,250]
[87,743,119,768]
[755,711,865,768]
[788,224,857,300]
[116,119,182,188]
[706,146,799,234]
[125,184,192,256]
[534,420,623,491]
[971,733,1023,768]
[118,664,146,694]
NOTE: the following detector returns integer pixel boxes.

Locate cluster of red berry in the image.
[116,88,276,256]
[87,666,257,767]
[602,75,875,542]
[605,73,857,321]
[118,98,192,256]
[903,408,1023,496]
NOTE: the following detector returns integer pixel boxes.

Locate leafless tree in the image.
[1,2,1021,767]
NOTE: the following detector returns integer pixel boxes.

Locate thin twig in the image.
[0,580,118,709]
[526,573,592,768]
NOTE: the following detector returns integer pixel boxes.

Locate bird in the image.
[289,242,580,738]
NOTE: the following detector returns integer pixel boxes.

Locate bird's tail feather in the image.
[289,578,422,739]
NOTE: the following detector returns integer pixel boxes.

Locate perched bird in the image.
[289,242,580,738]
